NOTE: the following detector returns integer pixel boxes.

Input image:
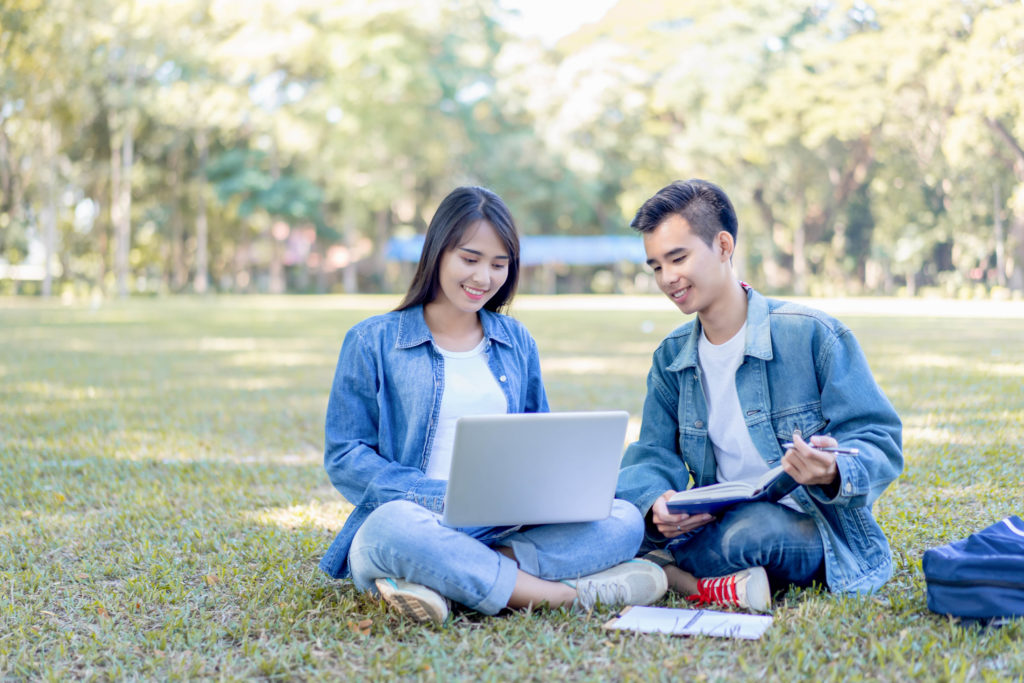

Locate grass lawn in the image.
[2,294,1023,681]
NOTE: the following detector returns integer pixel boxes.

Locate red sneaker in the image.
[687,566,771,613]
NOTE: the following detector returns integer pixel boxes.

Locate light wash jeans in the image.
[661,501,826,591]
[348,499,645,615]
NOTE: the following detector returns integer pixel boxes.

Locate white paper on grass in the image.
[603,605,773,640]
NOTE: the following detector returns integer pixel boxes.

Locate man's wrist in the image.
[644,507,667,539]
[818,466,842,498]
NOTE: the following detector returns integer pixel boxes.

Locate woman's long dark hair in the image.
[395,186,520,313]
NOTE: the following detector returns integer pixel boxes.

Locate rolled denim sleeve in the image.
[323,327,443,513]
[805,327,903,508]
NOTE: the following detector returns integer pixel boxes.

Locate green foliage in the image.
[206,148,323,223]
[2,295,1023,679]
[2,0,1024,296]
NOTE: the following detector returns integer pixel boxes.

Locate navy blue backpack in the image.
[922,515,1024,620]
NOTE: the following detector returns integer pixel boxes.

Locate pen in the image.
[781,442,859,455]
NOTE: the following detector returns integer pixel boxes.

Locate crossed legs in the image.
[348,499,646,615]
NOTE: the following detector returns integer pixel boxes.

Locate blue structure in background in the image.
[385,235,647,265]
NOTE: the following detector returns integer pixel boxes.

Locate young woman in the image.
[319,186,666,624]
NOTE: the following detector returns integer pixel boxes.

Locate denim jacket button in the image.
[845,482,852,493]
[499,375,507,382]
[694,420,704,429]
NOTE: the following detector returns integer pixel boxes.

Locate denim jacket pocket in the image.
[771,402,827,446]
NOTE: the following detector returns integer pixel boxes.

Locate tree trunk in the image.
[1012,214,1024,292]
[994,181,1007,287]
[169,136,186,291]
[313,240,329,294]
[94,177,109,297]
[235,233,251,292]
[109,119,120,296]
[987,117,1024,169]
[0,124,11,215]
[42,122,59,297]
[110,112,134,298]
[194,129,209,294]
[1,124,26,293]
[342,206,359,293]
[267,142,285,294]
[373,208,390,291]
[986,117,1024,290]
[751,186,783,289]
[269,232,286,294]
[793,217,807,296]
[791,189,808,296]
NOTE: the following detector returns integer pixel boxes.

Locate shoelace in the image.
[686,574,739,607]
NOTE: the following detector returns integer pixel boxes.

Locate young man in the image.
[616,179,903,612]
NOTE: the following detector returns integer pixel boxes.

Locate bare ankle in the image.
[506,572,576,609]
[664,565,699,594]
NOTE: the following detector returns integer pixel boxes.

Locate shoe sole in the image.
[375,579,447,625]
[388,593,440,624]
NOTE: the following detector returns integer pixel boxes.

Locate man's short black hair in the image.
[630,179,738,247]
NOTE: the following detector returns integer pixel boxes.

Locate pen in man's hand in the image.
[781,442,859,456]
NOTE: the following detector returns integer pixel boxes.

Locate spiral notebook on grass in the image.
[604,606,773,640]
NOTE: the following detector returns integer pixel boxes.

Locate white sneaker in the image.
[565,559,668,611]
[374,578,450,625]
[687,566,771,613]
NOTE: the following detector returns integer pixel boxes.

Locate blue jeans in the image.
[348,499,645,615]
[658,502,825,591]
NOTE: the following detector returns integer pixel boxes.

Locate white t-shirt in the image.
[698,323,799,511]
[424,338,508,480]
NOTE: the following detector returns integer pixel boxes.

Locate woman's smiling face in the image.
[432,220,510,315]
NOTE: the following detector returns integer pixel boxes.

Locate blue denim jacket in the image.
[319,305,549,579]
[617,287,903,594]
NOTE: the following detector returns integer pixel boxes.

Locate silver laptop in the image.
[442,410,630,527]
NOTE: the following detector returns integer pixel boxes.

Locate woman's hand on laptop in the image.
[652,491,714,538]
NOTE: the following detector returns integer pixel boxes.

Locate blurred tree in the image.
[3,0,1024,297]
[948,0,1024,289]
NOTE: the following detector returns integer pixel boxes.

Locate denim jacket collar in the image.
[666,284,774,371]
[395,305,513,350]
